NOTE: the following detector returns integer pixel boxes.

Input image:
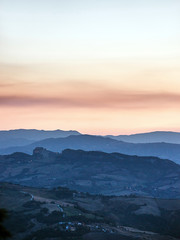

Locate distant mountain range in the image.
[2,129,180,147]
[0,129,80,148]
[1,134,180,164]
[0,147,180,198]
[107,131,180,144]
[1,129,180,164]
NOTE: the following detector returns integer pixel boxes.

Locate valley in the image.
[1,182,180,240]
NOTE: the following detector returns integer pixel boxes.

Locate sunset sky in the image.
[0,0,180,134]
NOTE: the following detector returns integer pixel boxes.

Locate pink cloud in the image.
[0,91,180,109]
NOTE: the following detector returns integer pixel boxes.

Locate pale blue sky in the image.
[1,0,180,63]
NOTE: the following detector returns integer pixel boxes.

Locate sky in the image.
[0,0,180,134]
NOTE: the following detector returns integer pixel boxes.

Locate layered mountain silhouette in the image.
[1,134,180,164]
[1,130,180,239]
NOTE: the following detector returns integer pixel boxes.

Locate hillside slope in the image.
[0,148,180,198]
[0,182,180,240]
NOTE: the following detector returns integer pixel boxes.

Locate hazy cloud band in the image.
[1,92,180,109]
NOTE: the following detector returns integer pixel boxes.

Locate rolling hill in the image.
[1,182,180,240]
[0,148,180,198]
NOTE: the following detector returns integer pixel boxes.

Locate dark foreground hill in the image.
[0,182,180,240]
[0,148,180,198]
[1,135,180,164]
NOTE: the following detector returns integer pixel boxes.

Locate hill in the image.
[0,148,180,198]
[0,129,80,149]
[107,131,180,144]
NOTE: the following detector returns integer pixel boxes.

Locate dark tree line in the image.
[0,209,11,239]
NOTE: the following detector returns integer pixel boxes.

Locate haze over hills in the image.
[107,131,180,144]
[2,129,180,144]
[0,129,80,149]
[0,147,180,198]
[1,130,180,239]
[1,134,180,164]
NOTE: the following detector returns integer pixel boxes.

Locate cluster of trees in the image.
[0,209,11,239]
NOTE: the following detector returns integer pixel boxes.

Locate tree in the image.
[0,209,11,239]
